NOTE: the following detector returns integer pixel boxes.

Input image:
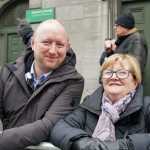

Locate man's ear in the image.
[30,37,35,51]
[66,42,71,52]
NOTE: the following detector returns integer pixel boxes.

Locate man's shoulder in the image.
[53,65,84,82]
[130,31,144,39]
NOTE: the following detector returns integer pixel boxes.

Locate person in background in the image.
[0,19,84,150]
[100,39,116,66]
[50,53,150,150]
[17,20,34,48]
[99,39,116,84]
[107,12,148,84]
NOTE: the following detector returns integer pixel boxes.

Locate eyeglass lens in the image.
[102,69,129,79]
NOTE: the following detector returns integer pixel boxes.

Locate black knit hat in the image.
[17,20,33,37]
[115,12,135,29]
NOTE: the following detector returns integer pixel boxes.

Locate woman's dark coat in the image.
[50,84,150,150]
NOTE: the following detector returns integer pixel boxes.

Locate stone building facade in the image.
[0,0,118,100]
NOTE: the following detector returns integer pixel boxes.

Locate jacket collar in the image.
[81,86,104,115]
[23,47,76,72]
[115,27,137,47]
[81,84,144,118]
[5,47,77,97]
[126,27,137,35]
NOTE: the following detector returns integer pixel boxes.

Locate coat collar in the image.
[5,47,78,97]
[81,84,144,118]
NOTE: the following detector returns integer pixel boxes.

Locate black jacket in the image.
[50,84,150,150]
[115,31,148,81]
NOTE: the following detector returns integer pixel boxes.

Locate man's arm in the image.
[0,76,84,150]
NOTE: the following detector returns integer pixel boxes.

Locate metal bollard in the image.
[24,142,61,150]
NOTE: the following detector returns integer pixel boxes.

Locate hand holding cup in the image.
[104,38,111,53]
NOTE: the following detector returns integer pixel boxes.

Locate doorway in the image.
[0,0,29,67]
[8,33,26,62]
[120,0,150,96]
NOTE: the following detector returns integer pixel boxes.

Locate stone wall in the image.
[30,0,108,100]
[0,0,112,100]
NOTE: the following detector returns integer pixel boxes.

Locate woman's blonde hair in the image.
[101,53,141,84]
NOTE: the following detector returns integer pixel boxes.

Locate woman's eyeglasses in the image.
[101,69,136,79]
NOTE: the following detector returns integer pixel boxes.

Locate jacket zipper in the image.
[81,104,101,116]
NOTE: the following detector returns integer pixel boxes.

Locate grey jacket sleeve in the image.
[50,105,91,150]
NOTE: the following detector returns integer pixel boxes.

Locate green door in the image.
[121,0,150,96]
[0,0,29,67]
[7,33,25,62]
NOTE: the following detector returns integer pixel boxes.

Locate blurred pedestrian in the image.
[113,12,148,84]
[17,20,34,48]
[99,39,116,84]
[100,39,116,66]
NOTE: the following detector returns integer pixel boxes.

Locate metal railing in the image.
[24,142,60,150]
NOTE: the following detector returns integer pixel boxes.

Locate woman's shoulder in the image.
[81,86,103,113]
[143,96,150,108]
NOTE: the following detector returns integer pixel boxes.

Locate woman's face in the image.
[102,59,137,103]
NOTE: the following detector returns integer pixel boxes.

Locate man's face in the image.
[31,21,70,73]
[114,24,129,36]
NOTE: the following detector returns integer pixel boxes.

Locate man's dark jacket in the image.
[115,31,148,83]
[50,84,150,150]
[0,47,84,150]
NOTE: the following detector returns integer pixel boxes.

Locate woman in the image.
[50,54,150,150]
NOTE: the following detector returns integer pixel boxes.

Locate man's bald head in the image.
[33,19,69,42]
[30,19,71,76]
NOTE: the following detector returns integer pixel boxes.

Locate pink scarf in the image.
[92,90,136,141]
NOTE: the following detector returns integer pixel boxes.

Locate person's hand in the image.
[111,43,117,51]
[72,137,108,150]
[104,57,108,61]
[111,40,117,51]
[72,137,133,150]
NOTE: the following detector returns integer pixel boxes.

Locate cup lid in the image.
[105,38,111,41]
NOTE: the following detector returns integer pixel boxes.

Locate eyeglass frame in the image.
[100,69,136,79]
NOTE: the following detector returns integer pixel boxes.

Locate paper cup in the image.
[105,39,111,48]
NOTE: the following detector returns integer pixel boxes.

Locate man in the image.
[105,12,148,84]
[17,20,34,48]
[0,19,84,150]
